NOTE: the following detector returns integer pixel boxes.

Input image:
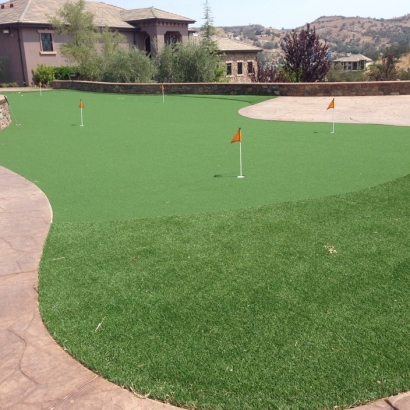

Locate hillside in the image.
[215,14,410,64]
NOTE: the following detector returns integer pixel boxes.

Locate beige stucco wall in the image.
[2,21,190,85]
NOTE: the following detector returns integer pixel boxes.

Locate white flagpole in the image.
[238,141,244,178]
[331,107,335,134]
[39,82,42,97]
[239,142,243,178]
[80,108,83,126]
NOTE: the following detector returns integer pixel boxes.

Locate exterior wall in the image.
[1,20,189,85]
[220,52,258,84]
[0,95,11,129]
[135,21,190,53]
[53,79,410,96]
[334,60,371,71]
[0,29,25,84]
[20,27,71,85]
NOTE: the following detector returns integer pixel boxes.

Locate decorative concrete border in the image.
[52,79,410,96]
[0,95,11,130]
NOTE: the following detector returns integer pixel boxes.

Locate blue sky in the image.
[101,0,409,29]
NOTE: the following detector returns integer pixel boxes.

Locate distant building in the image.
[333,54,373,70]
[0,0,195,85]
[215,37,262,83]
[189,34,262,83]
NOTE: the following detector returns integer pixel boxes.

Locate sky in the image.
[99,0,409,29]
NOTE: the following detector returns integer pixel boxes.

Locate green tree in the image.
[367,48,398,81]
[201,0,216,42]
[48,0,154,82]
[280,24,331,82]
[48,0,100,79]
[154,40,224,83]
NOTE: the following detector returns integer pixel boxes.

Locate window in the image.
[247,61,254,74]
[38,31,55,54]
[237,62,243,75]
[226,62,232,76]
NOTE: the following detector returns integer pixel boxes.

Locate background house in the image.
[333,54,373,71]
[0,0,195,85]
[215,37,261,83]
[189,32,262,83]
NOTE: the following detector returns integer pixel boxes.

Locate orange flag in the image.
[160,84,164,91]
[39,81,42,87]
[231,128,242,143]
[327,98,335,110]
[79,100,84,108]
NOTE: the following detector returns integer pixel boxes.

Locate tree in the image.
[367,48,398,81]
[154,40,224,83]
[280,23,331,82]
[48,0,154,82]
[48,0,100,79]
[153,0,224,83]
[201,0,216,43]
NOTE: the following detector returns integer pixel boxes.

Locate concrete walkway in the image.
[0,167,179,410]
[1,94,410,409]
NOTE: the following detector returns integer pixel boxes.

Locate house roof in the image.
[191,35,262,53]
[0,0,195,27]
[120,7,195,24]
[333,54,372,63]
[215,37,262,53]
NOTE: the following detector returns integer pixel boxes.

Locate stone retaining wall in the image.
[53,80,410,96]
[0,96,11,130]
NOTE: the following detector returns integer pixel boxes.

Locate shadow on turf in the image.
[214,174,242,178]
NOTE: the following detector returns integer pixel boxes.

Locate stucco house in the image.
[189,33,262,83]
[0,0,195,85]
[333,54,373,71]
[215,37,262,83]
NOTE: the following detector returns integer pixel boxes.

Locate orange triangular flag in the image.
[231,128,242,143]
[327,98,335,110]
[160,84,164,91]
[79,100,84,108]
[39,81,42,87]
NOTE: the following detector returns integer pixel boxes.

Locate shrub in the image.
[54,66,77,80]
[33,64,55,85]
[0,82,19,87]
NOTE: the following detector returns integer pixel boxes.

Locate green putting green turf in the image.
[2,90,410,409]
[1,90,409,222]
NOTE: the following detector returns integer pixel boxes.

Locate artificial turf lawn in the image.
[39,176,410,409]
[1,90,410,222]
[1,90,410,409]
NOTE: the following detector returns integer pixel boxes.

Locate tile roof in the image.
[121,7,195,23]
[215,37,262,52]
[0,0,194,27]
[333,54,372,63]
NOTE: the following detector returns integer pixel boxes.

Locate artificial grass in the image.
[1,90,410,409]
[39,174,410,409]
[1,91,410,222]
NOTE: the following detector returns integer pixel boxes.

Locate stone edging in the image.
[0,95,11,129]
[52,79,410,96]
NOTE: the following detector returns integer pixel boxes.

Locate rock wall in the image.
[53,80,410,96]
[0,96,11,130]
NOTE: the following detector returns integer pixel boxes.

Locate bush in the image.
[0,82,19,87]
[54,66,77,80]
[33,64,55,85]
[100,47,154,83]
